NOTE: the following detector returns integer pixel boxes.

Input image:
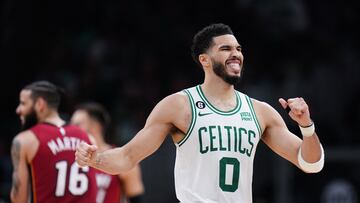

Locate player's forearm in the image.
[91,147,136,175]
[300,132,322,162]
[297,131,324,173]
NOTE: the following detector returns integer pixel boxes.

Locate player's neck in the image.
[201,76,237,111]
[40,111,65,127]
[202,77,235,100]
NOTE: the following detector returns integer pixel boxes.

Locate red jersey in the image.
[95,145,121,203]
[30,123,97,203]
[95,169,122,203]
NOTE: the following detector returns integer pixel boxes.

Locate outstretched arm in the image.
[10,134,30,203]
[75,93,184,174]
[254,97,323,173]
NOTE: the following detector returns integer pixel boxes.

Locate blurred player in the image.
[71,102,144,203]
[76,23,324,202]
[10,81,97,203]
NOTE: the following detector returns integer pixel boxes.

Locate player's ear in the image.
[199,54,210,68]
[35,97,46,112]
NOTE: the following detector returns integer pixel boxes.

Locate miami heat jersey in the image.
[174,85,262,203]
[30,123,97,203]
[94,145,121,203]
[94,168,121,203]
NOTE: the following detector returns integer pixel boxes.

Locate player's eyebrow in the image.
[218,44,242,50]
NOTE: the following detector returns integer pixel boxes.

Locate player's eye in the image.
[220,47,230,51]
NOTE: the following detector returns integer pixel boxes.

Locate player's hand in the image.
[279,97,313,127]
[75,142,98,167]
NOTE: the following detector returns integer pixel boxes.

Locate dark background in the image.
[1,0,359,202]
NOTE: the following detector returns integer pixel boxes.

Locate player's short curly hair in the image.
[191,23,234,67]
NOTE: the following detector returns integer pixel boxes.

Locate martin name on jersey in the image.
[47,135,84,155]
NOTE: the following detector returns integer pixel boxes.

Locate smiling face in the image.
[207,34,244,85]
[16,90,39,130]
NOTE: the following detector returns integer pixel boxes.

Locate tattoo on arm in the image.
[95,153,102,166]
[11,138,21,196]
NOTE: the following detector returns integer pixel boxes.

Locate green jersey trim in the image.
[178,89,197,146]
[196,85,242,116]
[245,96,262,136]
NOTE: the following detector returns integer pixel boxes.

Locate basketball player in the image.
[10,81,97,203]
[75,23,324,203]
[71,102,144,203]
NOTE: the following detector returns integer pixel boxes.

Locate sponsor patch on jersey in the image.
[196,101,206,109]
[240,112,252,121]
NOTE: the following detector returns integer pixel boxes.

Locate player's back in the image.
[30,123,97,203]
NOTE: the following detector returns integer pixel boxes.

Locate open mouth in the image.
[226,59,242,74]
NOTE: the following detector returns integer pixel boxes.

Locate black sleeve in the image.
[128,194,145,203]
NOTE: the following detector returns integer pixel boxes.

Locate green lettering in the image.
[233,127,237,152]
[246,130,256,157]
[209,126,218,152]
[238,128,246,154]
[198,127,208,154]
[224,126,232,152]
[218,126,226,151]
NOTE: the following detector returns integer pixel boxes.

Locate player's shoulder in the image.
[248,97,284,127]
[14,130,35,142]
[12,130,37,151]
[248,97,274,112]
[160,91,189,107]
[149,91,191,122]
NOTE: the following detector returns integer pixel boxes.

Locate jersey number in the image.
[219,157,240,192]
[55,161,89,196]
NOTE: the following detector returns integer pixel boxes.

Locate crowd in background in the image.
[1,0,359,202]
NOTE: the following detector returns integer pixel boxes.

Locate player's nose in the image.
[15,105,21,115]
[230,49,243,60]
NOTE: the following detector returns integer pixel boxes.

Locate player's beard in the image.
[212,59,241,85]
[21,106,38,131]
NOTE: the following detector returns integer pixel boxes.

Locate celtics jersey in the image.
[174,85,262,203]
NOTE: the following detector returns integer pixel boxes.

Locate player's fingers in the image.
[89,145,98,152]
[278,98,288,109]
[75,159,84,167]
[286,98,299,104]
[299,99,309,111]
[75,149,88,160]
[79,141,91,150]
[77,142,96,155]
[75,152,89,167]
[76,158,88,167]
[76,162,86,167]
[288,103,303,115]
[76,147,90,157]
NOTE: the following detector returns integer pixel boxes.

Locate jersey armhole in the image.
[177,89,197,147]
[245,95,263,137]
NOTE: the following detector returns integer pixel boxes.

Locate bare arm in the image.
[119,164,144,200]
[253,97,323,172]
[10,134,30,203]
[76,93,184,174]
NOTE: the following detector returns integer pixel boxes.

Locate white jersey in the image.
[174,85,262,203]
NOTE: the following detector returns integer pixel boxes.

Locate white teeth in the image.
[227,63,240,68]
